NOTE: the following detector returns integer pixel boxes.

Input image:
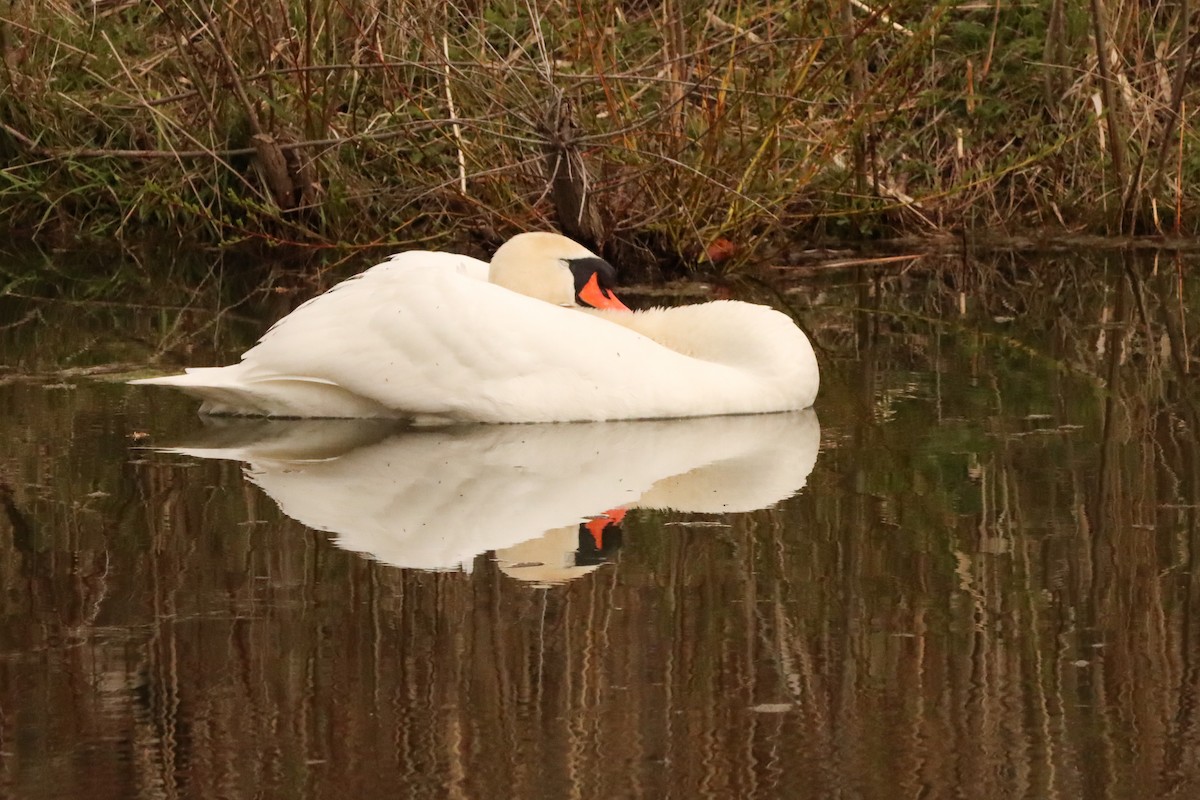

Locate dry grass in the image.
[0,1,1197,273]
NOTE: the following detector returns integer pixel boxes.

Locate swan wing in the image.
[140,251,814,421]
[239,262,735,421]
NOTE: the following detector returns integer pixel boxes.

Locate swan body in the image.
[132,232,819,422]
[157,411,821,580]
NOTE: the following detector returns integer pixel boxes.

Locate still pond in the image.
[1,244,1198,799]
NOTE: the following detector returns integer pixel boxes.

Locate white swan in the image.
[155,411,821,582]
[132,232,819,422]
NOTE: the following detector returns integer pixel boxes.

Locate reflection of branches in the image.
[1159,253,1193,379]
[802,250,1198,388]
[0,477,34,554]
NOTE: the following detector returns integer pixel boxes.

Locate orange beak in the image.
[584,508,628,549]
[578,273,631,312]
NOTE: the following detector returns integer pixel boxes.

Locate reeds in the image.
[0,1,1196,271]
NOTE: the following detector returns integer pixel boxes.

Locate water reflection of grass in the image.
[0,247,1197,797]
[796,248,1200,796]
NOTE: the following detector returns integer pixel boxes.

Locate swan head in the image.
[497,509,625,585]
[488,232,630,311]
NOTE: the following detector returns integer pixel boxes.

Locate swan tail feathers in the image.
[130,368,396,418]
[129,366,243,388]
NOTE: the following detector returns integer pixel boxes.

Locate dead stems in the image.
[0,0,1195,264]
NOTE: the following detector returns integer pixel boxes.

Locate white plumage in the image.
[132,232,819,422]
[158,410,821,580]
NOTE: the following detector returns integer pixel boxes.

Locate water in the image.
[1,246,1198,799]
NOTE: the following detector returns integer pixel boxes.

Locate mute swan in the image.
[132,232,819,422]
[155,410,820,580]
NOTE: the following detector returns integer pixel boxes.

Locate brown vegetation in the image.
[0,1,1198,270]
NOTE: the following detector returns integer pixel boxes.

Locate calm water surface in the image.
[1,246,1198,799]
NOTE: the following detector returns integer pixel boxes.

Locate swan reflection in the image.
[161,411,820,584]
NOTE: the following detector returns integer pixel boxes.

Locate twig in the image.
[0,308,40,331]
[1088,0,1129,224]
[703,9,763,44]
[1176,99,1184,236]
[114,43,830,115]
[192,2,263,136]
[0,363,149,386]
[98,30,253,207]
[773,254,922,271]
[596,141,779,220]
[1150,0,1193,215]
[0,121,38,150]
[442,35,468,195]
[980,0,1001,79]
[0,118,513,160]
[1176,254,1189,373]
[848,0,914,37]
